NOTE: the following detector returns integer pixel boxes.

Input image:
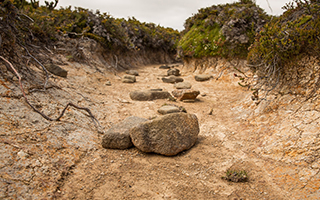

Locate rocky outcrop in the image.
[129,89,172,101]
[130,113,199,156]
[159,65,171,69]
[102,116,147,149]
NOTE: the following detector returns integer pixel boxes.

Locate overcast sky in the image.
[39,0,290,30]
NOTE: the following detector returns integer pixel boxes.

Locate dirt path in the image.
[1,60,319,199]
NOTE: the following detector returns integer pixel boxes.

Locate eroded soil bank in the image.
[0,56,319,199]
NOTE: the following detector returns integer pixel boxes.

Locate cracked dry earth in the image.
[1,58,320,200]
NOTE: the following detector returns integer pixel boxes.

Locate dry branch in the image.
[19,43,49,90]
[0,56,100,128]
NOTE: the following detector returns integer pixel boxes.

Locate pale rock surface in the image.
[102,116,147,149]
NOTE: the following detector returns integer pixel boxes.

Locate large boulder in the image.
[102,116,147,149]
[162,76,184,84]
[130,113,199,156]
[194,74,213,82]
[172,89,200,101]
[130,89,172,101]
[167,68,180,76]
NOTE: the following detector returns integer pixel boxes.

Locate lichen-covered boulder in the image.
[130,113,199,156]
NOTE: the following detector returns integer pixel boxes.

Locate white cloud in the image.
[40,0,289,30]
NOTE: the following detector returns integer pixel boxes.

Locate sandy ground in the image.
[0,57,319,199]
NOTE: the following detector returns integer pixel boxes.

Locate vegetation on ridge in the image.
[178,0,270,59]
[247,0,320,98]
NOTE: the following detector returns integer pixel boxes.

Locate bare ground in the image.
[0,56,319,199]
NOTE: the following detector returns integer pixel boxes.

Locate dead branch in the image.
[0,56,100,128]
[19,43,49,90]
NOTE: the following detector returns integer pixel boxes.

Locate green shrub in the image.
[247,0,320,96]
[179,0,269,59]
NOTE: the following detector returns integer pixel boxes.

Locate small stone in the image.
[167,68,180,76]
[45,64,68,78]
[158,105,180,115]
[174,82,192,89]
[126,70,139,76]
[17,150,29,159]
[159,65,171,69]
[194,74,213,82]
[122,75,136,83]
[162,76,184,84]
[105,81,112,86]
[130,90,172,101]
[172,89,200,101]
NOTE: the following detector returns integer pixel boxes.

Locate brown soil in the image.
[1,56,319,199]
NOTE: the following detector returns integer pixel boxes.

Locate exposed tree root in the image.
[0,56,100,129]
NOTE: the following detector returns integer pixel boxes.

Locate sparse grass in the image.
[222,169,248,182]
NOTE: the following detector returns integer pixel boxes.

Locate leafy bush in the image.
[178,0,269,59]
[0,1,179,54]
[247,0,320,97]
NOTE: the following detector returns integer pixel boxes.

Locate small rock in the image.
[159,65,171,69]
[102,116,147,149]
[167,68,180,76]
[174,82,192,89]
[162,76,184,84]
[158,104,187,115]
[45,64,68,78]
[130,113,199,156]
[105,81,112,86]
[172,89,200,101]
[17,150,29,159]
[126,70,139,76]
[150,89,163,91]
[158,105,180,115]
[130,90,172,101]
[194,74,213,82]
[122,75,136,83]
